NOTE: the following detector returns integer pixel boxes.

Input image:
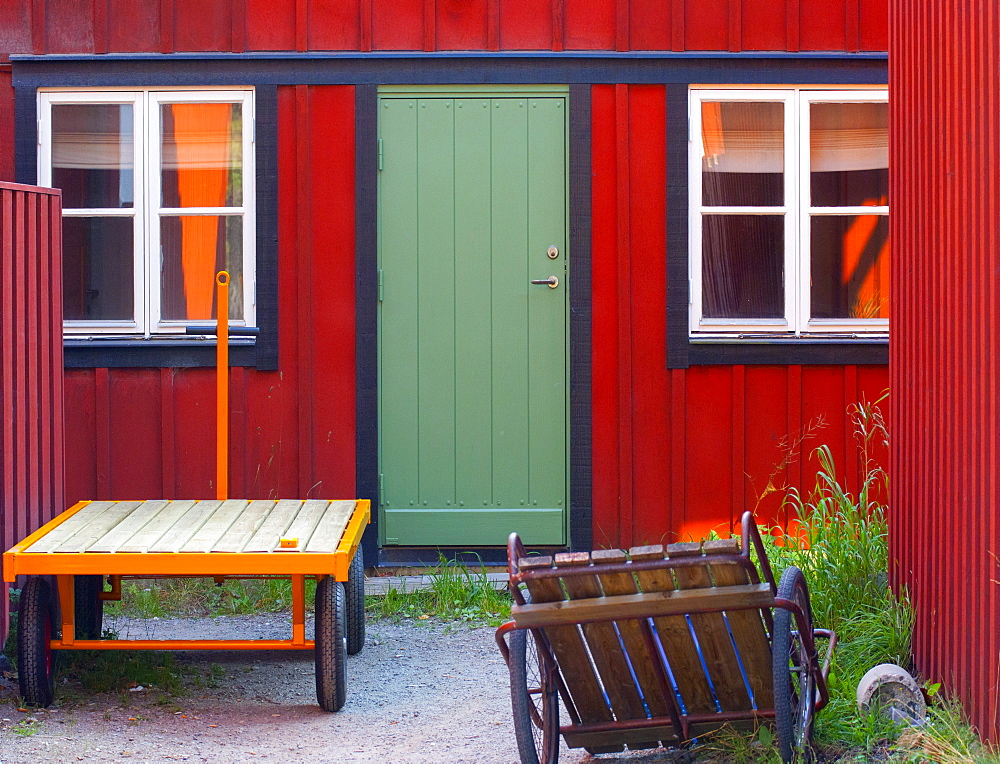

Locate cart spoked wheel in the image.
[74,575,105,640]
[315,576,347,712]
[345,549,365,655]
[17,577,58,707]
[773,566,817,763]
[509,628,560,764]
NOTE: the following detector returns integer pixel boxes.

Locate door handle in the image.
[530,276,559,289]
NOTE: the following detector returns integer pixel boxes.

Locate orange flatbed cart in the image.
[3,497,370,711]
[4,273,369,712]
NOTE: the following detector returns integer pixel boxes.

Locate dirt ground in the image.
[0,615,688,764]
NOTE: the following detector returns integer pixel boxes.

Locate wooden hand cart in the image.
[3,273,370,712]
[495,511,836,763]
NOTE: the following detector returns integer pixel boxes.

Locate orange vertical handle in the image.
[216,271,229,501]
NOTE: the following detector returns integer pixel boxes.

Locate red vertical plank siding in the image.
[891,0,1000,740]
[108,369,163,498]
[244,0,295,50]
[172,0,231,51]
[628,0,671,50]
[589,84,621,547]
[308,0,363,51]
[859,0,888,50]
[741,0,787,50]
[799,0,846,50]
[564,0,616,49]
[626,86,670,547]
[371,0,423,49]
[0,3,33,61]
[307,86,357,498]
[435,0,489,50]
[44,0,95,53]
[498,0,554,49]
[614,85,633,546]
[684,366,734,539]
[0,183,64,644]
[106,0,160,53]
[684,0,728,50]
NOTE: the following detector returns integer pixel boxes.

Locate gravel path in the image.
[0,615,686,764]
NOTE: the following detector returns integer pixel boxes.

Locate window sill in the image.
[681,337,888,366]
[64,335,261,369]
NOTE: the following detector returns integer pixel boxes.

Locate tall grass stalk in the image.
[752,394,914,754]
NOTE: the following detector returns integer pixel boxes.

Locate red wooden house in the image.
[0,1,889,568]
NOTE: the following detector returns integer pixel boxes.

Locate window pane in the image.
[811,214,889,319]
[810,102,888,207]
[701,101,784,207]
[160,215,244,321]
[62,217,134,321]
[160,102,243,208]
[702,215,784,319]
[51,104,134,209]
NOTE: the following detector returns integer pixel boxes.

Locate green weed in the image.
[894,697,1000,763]
[11,717,41,737]
[366,556,511,627]
[106,577,316,619]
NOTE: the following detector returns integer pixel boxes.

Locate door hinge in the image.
[377,138,384,171]
[378,269,384,302]
[378,473,384,498]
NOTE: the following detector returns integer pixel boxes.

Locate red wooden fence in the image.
[890,0,1000,741]
[0,181,64,644]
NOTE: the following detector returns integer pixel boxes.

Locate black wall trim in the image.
[665,83,690,370]
[15,82,280,370]
[688,341,888,365]
[568,83,593,553]
[11,53,887,89]
[355,84,380,568]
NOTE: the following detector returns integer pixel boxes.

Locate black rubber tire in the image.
[17,577,57,707]
[74,575,104,640]
[510,629,560,764]
[773,566,816,763]
[345,549,365,655]
[315,577,347,712]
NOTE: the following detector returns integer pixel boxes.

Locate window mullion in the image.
[785,92,801,335]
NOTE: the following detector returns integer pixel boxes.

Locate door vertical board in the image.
[454,98,495,511]
[490,98,532,510]
[378,98,420,515]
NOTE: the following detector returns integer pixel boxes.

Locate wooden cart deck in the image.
[3,498,370,582]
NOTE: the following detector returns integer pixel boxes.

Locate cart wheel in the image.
[74,575,104,640]
[510,628,560,764]
[315,576,347,712]
[345,549,365,655]
[773,566,816,763]
[17,577,58,707]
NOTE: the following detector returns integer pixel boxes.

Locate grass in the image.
[365,556,511,627]
[105,576,316,619]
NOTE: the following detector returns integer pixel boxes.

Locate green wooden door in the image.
[377,90,568,546]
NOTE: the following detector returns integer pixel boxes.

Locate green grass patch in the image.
[105,577,317,619]
[365,557,511,627]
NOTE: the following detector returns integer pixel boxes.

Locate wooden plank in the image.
[563,724,678,751]
[23,502,117,553]
[88,500,172,553]
[304,500,355,553]
[212,500,276,553]
[242,499,303,552]
[147,500,217,553]
[703,539,775,708]
[277,499,329,551]
[512,585,774,629]
[668,542,753,712]
[49,502,142,553]
[520,557,615,730]
[117,500,196,553]
[180,500,249,553]
[591,549,677,726]
[630,545,716,715]
[556,552,653,742]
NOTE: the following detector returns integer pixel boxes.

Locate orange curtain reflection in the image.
[169,103,232,319]
[841,199,889,319]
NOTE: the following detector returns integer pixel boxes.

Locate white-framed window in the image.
[689,88,888,338]
[38,88,256,336]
